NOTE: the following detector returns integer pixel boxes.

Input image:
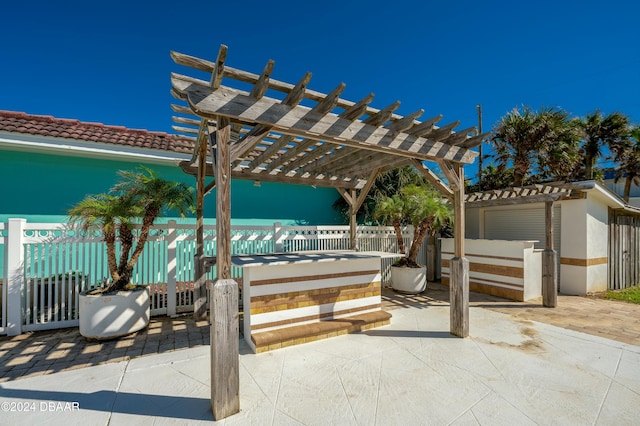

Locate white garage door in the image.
[484,206,561,252]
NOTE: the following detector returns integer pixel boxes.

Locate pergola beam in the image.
[249,60,274,99]
[178,161,366,189]
[406,114,443,137]
[411,159,453,199]
[173,51,403,122]
[171,75,477,164]
[385,109,424,133]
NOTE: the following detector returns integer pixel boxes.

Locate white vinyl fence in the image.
[1,219,423,336]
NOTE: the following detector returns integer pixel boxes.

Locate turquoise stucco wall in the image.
[0,149,344,278]
[0,149,343,225]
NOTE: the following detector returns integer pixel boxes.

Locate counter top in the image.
[230,251,403,267]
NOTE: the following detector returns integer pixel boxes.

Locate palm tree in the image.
[69,167,194,293]
[68,193,139,286]
[332,166,429,224]
[537,114,581,182]
[373,184,452,267]
[467,164,514,192]
[577,110,630,179]
[372,193,407,255]
[610,125,640,202]
[492,106,579,186]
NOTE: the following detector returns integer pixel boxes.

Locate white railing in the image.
[1,219,421,335]
[0,221,6,336]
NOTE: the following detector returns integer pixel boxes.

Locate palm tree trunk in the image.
[393,220,405,254]
[104,229,120,282]
[117,224,134,276]
[585,153,594,179]
[513,149,528,187]
[407,221,429,264]
[124,211,157,276]
[624,178,632,202]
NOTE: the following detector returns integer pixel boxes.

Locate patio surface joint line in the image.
[106,359,129,426]
[594,349,623,425]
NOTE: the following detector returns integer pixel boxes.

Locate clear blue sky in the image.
[2,0,639,177]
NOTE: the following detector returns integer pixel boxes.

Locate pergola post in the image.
[193,130,209,321]
[449,162,469,337]
[210,115,240,419]
[338,169,381,252]
[543,201,558,307]
[349,189,358,250]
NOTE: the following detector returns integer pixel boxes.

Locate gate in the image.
[609,208,640,289]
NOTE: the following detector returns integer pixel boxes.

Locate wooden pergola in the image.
[170,44,483,419]
[465,183,573,308]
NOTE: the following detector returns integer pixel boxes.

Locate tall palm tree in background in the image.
[492,106,579,187]
[610,125,640,202]
[466,164,514,192]
[577,110,630,180]
[534,112,580,182]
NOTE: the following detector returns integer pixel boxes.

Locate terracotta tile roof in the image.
[0,110,195,155]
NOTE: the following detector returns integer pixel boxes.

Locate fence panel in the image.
[1,220,411,335]
[22,224,95,331]
[609,210,640,290]
[0,222,6,334]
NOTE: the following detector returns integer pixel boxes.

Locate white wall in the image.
[585,196,609,293]
[441,238,541,301]
[524,246,542,301]
[559,199,588,295]
[557,196,609,294]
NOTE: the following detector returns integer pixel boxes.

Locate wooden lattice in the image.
[170,45,484,190]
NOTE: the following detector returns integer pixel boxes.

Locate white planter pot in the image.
[391,265,427,294]
[79,287,150,340]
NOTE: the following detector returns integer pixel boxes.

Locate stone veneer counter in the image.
[233,251,397,353]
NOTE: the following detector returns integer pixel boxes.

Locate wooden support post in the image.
[336,187,359,251]
[426,235,436,282]
[449,162,469,337]
[210,115,239,419]
[543,201,558,307]
[216,116,232,280]
[349,189,358,251]
[450,257,469,337]
[210,278,240,419]
[194,133,208,321]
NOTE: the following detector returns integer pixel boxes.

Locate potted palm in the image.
[374,184,452,293]
[69,166,193,339]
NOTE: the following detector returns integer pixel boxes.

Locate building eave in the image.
[0,131,192,165]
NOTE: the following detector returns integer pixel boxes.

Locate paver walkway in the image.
[0,316,209,383]
[2,282,639,383]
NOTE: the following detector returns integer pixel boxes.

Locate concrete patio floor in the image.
[1,292,639,425]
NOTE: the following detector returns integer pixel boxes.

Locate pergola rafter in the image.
[465,184,571,208]
[170,44,483,419]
